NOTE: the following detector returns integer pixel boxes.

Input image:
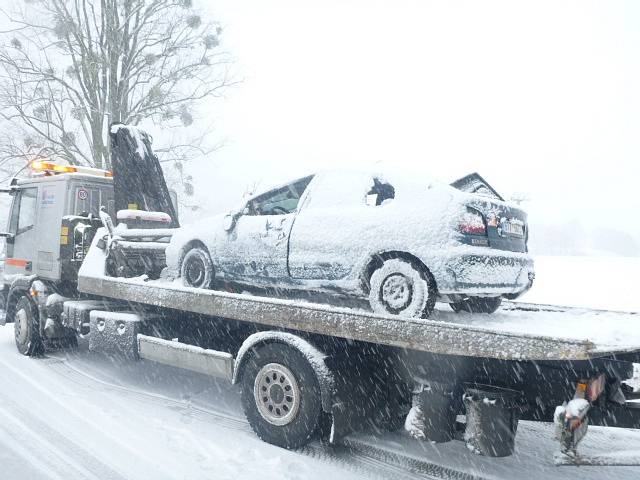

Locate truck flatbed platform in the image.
[78,242,640,362]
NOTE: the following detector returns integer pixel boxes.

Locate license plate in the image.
[504,222,524,237]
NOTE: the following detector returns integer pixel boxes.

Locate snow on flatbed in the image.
[1,325,639,480]
[429,302,640,352]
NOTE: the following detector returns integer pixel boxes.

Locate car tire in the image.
[240,343,322,449]
[14,296,44,357]
[180,246,214,289]
[368,258,436,319]
[450,296,502,314]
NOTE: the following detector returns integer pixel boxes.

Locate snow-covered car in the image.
[165,170,534,319]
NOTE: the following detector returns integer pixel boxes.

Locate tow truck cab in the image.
[1,163,114,292]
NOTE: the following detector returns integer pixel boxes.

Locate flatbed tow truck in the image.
[0,125,639,468]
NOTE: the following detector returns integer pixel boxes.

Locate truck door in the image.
[4,187,38,277]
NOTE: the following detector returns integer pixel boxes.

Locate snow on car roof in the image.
[244,167,441,201]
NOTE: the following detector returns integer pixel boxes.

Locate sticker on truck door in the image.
[41,187,55,207]
[77,188,88,200]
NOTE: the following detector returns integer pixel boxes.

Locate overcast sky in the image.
[1,1,638,246]
[184,0,639,243]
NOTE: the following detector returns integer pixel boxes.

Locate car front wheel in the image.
[180,246,214,289]
[368,258,436,319]
[450,296,502,314]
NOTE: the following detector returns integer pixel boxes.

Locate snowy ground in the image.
[1,255,639,479]
[518,255,640,312]
[0,327,400,480]
[1,325,639,479]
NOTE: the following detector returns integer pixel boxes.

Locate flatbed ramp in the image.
[78,270,633,362]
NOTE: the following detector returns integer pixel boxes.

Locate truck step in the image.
[137,334,234,381]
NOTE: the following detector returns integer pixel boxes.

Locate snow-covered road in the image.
[1,324,639,479]
[0,326,411,480]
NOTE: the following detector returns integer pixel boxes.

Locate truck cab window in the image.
[73,186,115,217]
[12,188,38,235]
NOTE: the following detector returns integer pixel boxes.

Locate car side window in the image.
[15,188,38,235]
[365,177,395,206]
[248,176,313,216]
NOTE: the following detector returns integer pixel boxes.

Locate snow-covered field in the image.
[519,255,640,312]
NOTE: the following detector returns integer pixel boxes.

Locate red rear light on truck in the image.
[459,208,486,235]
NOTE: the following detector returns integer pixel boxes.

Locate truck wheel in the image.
[450,296,502,314]
[14,296,43,356]
[368,258,436,319]
[180,246,214,289]
[240,343,322,449]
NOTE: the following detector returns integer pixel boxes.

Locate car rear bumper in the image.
[437,250,535,295]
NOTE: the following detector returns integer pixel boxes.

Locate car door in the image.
[221,176,313,281]
[4,187,39,278]
[288,171,391,280]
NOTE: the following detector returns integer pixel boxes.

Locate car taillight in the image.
[459,208,486,235]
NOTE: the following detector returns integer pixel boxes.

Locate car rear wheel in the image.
[450,296,502,314]
[14,296,44,357]
[180,246,214,289]
[368,258,436,319]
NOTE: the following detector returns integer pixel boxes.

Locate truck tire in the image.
[369,258,436,319]
[450,296,502,314]
[180,246,214,289]
[240,343,322,449]
[13,296,44,356]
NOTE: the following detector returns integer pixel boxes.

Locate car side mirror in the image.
[99,206,115,238]
[223,214,236,232]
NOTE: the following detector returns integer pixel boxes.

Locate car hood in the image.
[164,213,227,270]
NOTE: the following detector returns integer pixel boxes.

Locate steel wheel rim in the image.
[380,273,413,312]
[15,308,28,344]
[254,363,301,426]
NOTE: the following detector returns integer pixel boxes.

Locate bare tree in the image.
[0,0,234,176]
